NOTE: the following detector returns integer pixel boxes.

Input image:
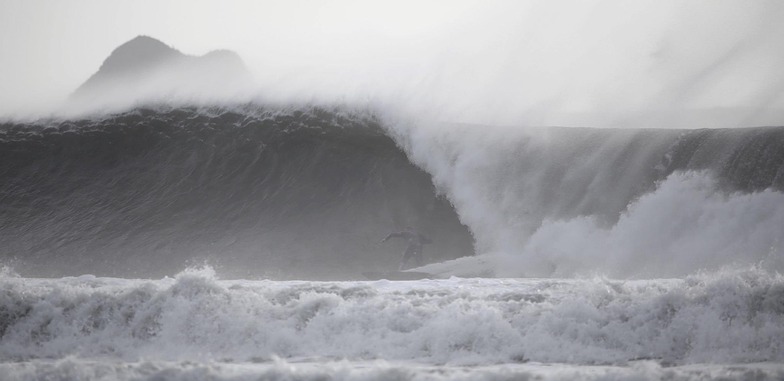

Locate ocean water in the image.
[2,105,784,380]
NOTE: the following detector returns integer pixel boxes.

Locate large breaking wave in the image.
[1,104,784,278]
[2,104,784,380]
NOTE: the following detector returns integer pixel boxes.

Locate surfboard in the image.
[362,271,442,281]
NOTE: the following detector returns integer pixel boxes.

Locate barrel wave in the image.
[3,106,784,278]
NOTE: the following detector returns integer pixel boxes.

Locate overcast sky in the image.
[1,0,783,127]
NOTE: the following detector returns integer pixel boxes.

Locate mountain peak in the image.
[93,36,182,79]
[72,36,252,103]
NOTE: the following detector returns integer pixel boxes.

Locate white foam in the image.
[1,267,782,367]
[390,118,784,278]
[1,358,782,381]
[509,172,784,278]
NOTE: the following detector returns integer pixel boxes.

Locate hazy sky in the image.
[1,0,783,126]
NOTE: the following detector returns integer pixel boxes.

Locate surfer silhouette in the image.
[381,226,432,270]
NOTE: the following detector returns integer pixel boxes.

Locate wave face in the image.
[0,107,474,279]
[1,268,782,366]
[398,124,784,277]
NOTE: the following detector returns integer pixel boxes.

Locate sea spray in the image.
[388,117,784,277]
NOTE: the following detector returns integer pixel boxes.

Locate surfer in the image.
[381,226,432,270]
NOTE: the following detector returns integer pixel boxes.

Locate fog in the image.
[2,0,784,127]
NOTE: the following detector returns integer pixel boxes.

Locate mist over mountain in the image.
[70,36,253,109]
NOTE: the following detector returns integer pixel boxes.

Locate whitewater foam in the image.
[1,267,783,366]
[507,171,784,278]
[389,118,784,278]
[2,358,783,381]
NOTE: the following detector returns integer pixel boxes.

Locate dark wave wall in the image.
[0,107,474,279]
